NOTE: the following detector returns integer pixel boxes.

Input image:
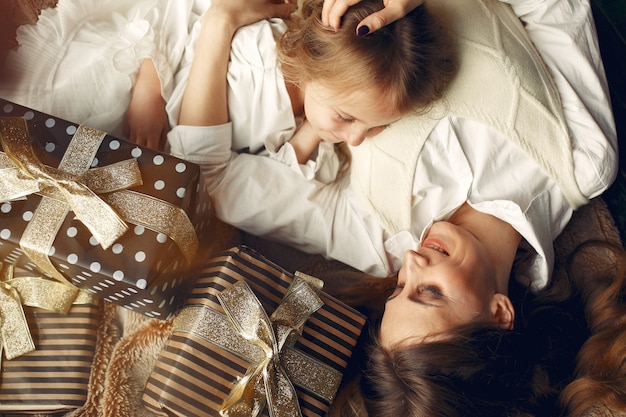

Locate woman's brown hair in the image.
[560,241,626,415]
[329,268,591,417]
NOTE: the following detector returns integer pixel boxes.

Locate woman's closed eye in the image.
[387,284,444,301]
[419,285,444,299]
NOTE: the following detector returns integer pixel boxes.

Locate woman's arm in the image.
[124,58,170,150]
[168,117,393,276]
[501,0,618,198]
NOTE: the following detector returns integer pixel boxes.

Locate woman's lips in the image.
[421,238,450,256]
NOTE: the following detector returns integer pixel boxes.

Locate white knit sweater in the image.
[349,0,582,235]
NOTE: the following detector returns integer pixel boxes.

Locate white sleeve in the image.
[500,0,618,198]
[167,124,393,277]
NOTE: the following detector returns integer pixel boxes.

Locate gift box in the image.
[0,265,101,414]
[142,246,368,417]
[0,99,213,319]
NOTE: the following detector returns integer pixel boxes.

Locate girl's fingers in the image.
[356,0,422,35]
[322,0,360,31]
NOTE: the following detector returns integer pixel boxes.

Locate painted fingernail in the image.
[357,25,370,37]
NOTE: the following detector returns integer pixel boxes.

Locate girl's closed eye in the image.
[336,113,354,123]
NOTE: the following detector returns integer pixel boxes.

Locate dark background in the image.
[594,0,626,242]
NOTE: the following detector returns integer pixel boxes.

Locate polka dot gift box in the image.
[0,99,212,319]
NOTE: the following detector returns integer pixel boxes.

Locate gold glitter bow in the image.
[217,276,324,417]
[0,117,130,249]
[0,117,199,285]
[0,262,94,361]
[173,274,344,417]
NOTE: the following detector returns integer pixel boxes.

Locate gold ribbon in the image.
[0,117,199,286]
[0,263,94,361]
[174,274,345,417]
[0,117,129,249]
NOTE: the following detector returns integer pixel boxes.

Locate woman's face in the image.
[380,221,501,347]
[303,81,403,146]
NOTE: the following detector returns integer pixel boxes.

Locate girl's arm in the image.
[123,1,197,151]
[177,0,297,127]
[124,58,170,150]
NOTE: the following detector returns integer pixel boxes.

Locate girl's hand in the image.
[123,59,169,151]
[322,0,423,35]
[289,119,322,163]
[207,0,298,31]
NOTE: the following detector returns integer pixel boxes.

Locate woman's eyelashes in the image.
[388,284,444,300]
[420,285,444,298]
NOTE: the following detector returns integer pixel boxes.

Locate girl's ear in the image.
[490,293,515,330]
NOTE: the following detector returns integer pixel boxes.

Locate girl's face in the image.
[379,221,506,347]
[303,81,403,146]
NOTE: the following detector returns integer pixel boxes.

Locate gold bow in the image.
[0,116,199,286]
[0,117,131,249]
[217,276,322,417]
[173,274,344,417]
[0,263,94,361]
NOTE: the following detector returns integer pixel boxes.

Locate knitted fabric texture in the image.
[349,0,580,235]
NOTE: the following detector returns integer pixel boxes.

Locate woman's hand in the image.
[322,0,423,35]
[124,59,169,151]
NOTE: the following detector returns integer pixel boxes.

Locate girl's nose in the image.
[346,133,366,146]
[345,126,369,146]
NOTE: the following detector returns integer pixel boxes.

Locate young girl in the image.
[165,0,455,183]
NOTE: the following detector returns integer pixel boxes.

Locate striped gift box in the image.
[0,302,100,414]
[142,245,367,417]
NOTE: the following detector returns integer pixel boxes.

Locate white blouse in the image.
[169,0,617,291]
[165,15,342,183]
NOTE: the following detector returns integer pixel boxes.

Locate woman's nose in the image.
[404,249,430,268]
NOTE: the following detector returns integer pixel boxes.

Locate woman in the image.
[320,0,620,415]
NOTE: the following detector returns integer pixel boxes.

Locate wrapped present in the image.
[0,99,213,319]
[142,246,367,417]
[0,264,101,415]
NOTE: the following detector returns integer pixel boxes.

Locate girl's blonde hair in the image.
[277,0,457,115]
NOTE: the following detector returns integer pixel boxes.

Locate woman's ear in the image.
[490,293,515,330]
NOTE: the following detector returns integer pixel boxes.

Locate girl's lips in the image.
[421,238,450,256]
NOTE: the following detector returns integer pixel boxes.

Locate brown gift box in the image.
[0,99,212,319]
[142,246,367,417]
[0,298,101,414]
